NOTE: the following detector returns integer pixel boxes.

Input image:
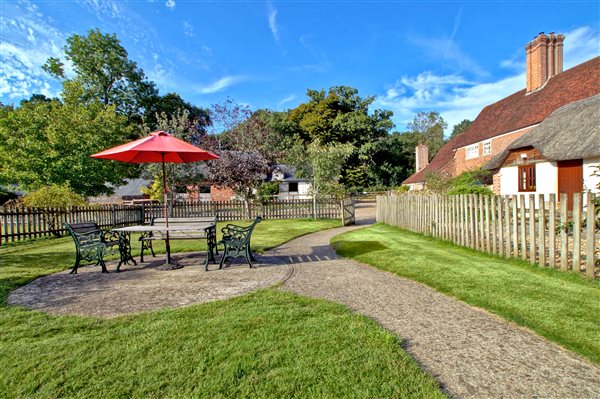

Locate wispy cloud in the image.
[267,2,280,45]
[277,94,296,108]
[377,25,600,135]
[196,76,246,94]
[165,0,175,9]
[289,35,331,73]
[182,21,195,37]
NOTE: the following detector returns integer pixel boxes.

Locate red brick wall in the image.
[454,127,533,175]
[210,186,236,201]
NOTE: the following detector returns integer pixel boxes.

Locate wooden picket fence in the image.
[1,198,352,244]
[377,193,599,278]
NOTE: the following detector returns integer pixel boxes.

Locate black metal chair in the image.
[64,222,119,274]
[218,217,262,268]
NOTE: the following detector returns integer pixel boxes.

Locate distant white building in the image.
[271,165,311,200]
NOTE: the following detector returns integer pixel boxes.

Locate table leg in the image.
[205,225,218,271]
[116,231,137,272]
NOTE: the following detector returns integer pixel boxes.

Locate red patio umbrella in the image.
[92,131,219,267]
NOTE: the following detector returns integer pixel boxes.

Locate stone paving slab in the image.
[8,253,292,318]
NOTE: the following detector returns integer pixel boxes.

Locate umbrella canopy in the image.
[91,131,219,163]
[91,131,219,269]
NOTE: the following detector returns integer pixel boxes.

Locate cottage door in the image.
[557,159,583,210]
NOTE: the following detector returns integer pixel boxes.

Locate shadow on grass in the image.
[332,240,388,257]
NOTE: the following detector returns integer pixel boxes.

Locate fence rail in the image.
[1,198,351,245]
[377,193,599,278]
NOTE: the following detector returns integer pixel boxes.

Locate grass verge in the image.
[331,223,600,364]
[0,219,446,398]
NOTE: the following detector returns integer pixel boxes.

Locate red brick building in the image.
[404,32,600,193]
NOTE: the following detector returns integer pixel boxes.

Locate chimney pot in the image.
[526,31,564,93]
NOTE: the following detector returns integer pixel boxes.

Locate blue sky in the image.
[1,0,599,135]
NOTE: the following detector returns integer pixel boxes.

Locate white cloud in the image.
[165,0,176,9]
[378,25,599,135]
[196,76,246,94]
[267,2,280,44]
[277,94,296,108]
[182,21,194,37]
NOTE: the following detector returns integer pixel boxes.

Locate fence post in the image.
[572,193,582,272]
[548,194,556,268]
[560,193,569,271]
[529,194,536,265]
[538,194,546,267]
[585,193,596,278]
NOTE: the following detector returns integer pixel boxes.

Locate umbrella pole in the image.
[162,154,172,265]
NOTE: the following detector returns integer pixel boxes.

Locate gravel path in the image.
[275,210,600,398]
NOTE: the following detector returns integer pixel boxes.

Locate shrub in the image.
[22,184,86,208]
[447,170,493,195]
[257,182,280,204]
[395,185,410,194]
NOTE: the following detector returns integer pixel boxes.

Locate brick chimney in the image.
[415,143,429,172]
[526,32,565,93]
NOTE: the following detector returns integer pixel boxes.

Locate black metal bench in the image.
[64,222,120,274]
[218,217,262,268]
[140,216,218,270]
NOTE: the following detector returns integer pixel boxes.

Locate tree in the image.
[43,28,158,122]
[0,95,133,197]
[450,119,472,139]
[208,151,270,217]
[287,139,354,206]
[358,133,413,188]
[287,86,393,147]
[144,93,211,138]
[405,111,448,160]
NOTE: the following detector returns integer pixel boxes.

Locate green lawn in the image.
[331,223,600,364]
[0,219,445,398]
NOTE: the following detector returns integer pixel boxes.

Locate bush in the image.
[22,185,86,208]
[447,170,493,195]
[257,182,280,204]
[395,185,410,194]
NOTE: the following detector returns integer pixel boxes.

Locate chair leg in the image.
[245,248,254,268]
[98,248,108,273]
[70,256,80,274]
[140,244,145,263]
[219,246,228,269]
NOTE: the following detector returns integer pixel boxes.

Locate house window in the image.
[483,141,491,155]
[289,182,299,192]
[466,144,479,160]
[518,164,536,192]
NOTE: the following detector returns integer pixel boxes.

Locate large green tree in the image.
[450,119,472,139]
[144,93,211,139]
[43,28,158,122]
[359,133,414,188]
[0,90,133,197]
[403,111,448,161]
[287,86,393,147]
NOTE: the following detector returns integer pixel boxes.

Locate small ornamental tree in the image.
[208,151,270,217]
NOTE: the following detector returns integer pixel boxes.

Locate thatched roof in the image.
[484,93,600,170]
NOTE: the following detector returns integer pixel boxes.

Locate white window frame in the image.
[466,144,479,160]
[482,140,492,155]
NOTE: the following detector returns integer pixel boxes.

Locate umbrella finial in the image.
[150,131,172,137]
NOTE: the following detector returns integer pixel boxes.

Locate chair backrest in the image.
[151,216,217,227]
[221,217,262,242]
[64,222,102,246]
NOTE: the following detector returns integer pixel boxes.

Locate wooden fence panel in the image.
[376,193,598,278]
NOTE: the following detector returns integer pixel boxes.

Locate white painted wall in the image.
[499,162,558,206]
[583,157,600,194]
[277,181,312,199]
